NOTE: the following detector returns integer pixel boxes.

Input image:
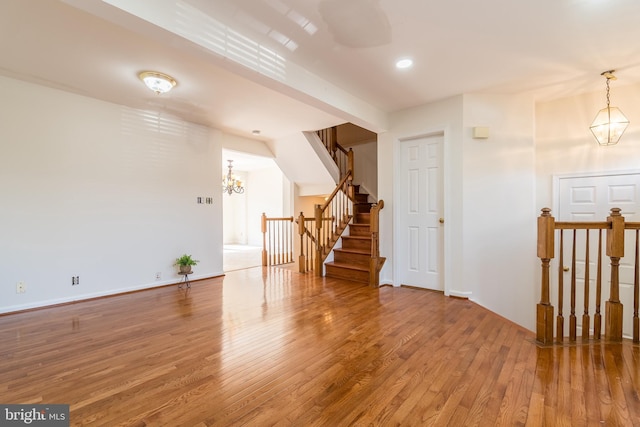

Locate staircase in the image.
[281,125,384,286]
[325,186,385,284]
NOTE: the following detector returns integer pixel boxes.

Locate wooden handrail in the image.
[536,207,640,345]
[555,222,609,229]
[319,171,352,212]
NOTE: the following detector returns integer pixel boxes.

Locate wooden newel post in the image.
[606,207,624,341]
[369,200,383,288]
[261,212,268,267]
[314,204,323,275]
[297,212,306,273]
[537,208,555,345]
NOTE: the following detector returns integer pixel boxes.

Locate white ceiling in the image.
[2,0,640,141]
[222,149,276,171]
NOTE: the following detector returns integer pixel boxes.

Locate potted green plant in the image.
[175,254,199,274]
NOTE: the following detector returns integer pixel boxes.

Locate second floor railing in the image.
[537,207,640,345]
[261,214,294,267]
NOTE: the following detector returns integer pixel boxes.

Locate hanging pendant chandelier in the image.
[222,160,245,195]
[589,70,629,146]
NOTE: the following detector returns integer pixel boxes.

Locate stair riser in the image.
[342,238,371,251]
[349,225,370,237]
[355,213,370,224]
[354,205,372,215]
[334,251,370,267]
[325,265,369,283]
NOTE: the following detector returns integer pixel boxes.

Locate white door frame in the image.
[393,129,451,295]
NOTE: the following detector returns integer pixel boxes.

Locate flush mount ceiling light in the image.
[395,58,413,69]
[590,70,629,146]
[138,71,177,94]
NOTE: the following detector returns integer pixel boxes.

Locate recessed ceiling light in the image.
[395,58,413,69]
[138,71,177,94]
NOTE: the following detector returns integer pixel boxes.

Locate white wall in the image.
[380,95,464,295]
[536,82,640,211]
[246,166,288,247]
[462,93,536,330]
[351,141,378,200]
[268,132,336,196]
[0,76,223,314]
[382,93,537,331]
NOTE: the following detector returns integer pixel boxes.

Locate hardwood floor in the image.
[1,267,639,426]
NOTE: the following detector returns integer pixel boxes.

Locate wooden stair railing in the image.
[295,212,341,274]
[297,214,317,273]
[537,207,640,345]
[261,213,294,267]
[312,171,354,272]
[261,125,384,287]
[317,127,353,180]
[296,197,385,287]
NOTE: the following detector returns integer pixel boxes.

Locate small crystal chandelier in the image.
[222,160,244,195]
[590,70,629,146]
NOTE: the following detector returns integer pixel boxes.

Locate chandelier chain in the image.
[222,160,245,195]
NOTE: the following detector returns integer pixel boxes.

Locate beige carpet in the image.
[223,245,263,272]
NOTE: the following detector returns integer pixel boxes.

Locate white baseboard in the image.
[0,273,223,315]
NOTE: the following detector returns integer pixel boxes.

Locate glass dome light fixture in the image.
[590,70,629,146]
[222,160,245,195]
[138,71,177,94]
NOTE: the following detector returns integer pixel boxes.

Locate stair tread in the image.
[342,235,371,241]
[334,248,371,255]
[325,261,369,272]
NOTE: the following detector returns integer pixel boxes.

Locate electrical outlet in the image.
[16,281,26,294]
[72,276,80,285]
[156,272,162,280]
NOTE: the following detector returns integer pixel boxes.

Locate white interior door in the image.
[558,172,640,338]
[397,135,444,290]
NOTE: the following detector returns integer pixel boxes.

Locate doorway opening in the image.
[222,150,288,272]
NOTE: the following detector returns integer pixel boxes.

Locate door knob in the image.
[439,218,444,224]
[563,266,570,272]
